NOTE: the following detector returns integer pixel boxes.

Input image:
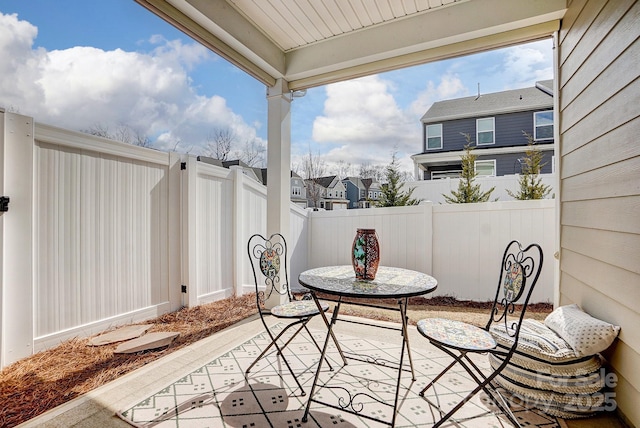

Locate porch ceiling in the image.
[134,0,566,90]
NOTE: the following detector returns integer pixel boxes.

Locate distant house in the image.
[198,156,263,182]
[411,80,555,180]
[198,156,307,208]
[254,168,309,208]
[342,177,382,208]
[306,175,349,210]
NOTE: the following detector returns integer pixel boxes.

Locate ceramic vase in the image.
[351,228,380,280]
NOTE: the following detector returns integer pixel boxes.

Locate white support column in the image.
[1,113,34,367]
[266,78,292,308]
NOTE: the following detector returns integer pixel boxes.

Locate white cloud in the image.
[0,12,264,157]
[311,75,418,172]
[0,13,47,111]
[499,39,554,88]
[409,74,468,118]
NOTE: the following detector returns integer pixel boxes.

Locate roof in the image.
[421,80,554,123]
[135,1,565,90]
[307,175,340,189]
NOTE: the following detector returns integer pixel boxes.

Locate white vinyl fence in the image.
[307,200,555,303]
[408,174,556,204]
[0,112,556,368]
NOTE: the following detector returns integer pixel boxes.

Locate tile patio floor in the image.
[17,314,626,428]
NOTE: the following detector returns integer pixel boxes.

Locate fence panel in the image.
[432,200,555,302]
[31,124,176,353]
[306,204,433,278]
[408,174,556,204]
[306,200,554,302]
[195,163,235,304]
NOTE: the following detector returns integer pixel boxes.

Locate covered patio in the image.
[2,0,637,427]
[130,0,640,424]
[16,313,621,427]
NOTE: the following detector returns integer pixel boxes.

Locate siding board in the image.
[563,197,640,234]
[560,0,630,79]
[561,116,640,178]
[561,225,640,276]
[561,249,640,316]
[560,2,640,110]
[559,273,640,386]
[562,156,640,201]
[561,77,640,155]
[558,0,588,48]
[562,37,640,131]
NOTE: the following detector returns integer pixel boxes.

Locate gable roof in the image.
[421,80,554,124]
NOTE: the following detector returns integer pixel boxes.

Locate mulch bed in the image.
[0,294,257,428]
[0,293,552,427]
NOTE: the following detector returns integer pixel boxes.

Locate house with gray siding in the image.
[342,177,382,208]
[412,80,554,180]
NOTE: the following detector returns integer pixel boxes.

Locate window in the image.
[292,186,301,196]
[431,169,462,179]
[426,124,442,149]
[475,160,496,176]
[476,118,495,145]
[534,110,553,141]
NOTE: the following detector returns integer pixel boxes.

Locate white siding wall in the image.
[558,1,640,425]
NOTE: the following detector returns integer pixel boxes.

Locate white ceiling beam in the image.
[136,0,284,85]
[284,0,565,87]
[136,0,566,90]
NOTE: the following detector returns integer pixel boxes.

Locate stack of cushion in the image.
[489,304,620,418]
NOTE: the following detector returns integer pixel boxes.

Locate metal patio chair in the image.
[416,240,543,427]
[245,233,336,395]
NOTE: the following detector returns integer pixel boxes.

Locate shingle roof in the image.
[421,80,554,123]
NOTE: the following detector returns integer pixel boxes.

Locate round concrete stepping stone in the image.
[89,324,153,346]
[114,332,180,354]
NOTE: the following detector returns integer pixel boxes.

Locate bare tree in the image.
[205,127,235,160]
[82,123,111,138]
[333,160,353,180]
[234,138,266,167]
[82,123,152,148]
[358,162,385,183]
[300,148,327,208]
[133,130,152,148]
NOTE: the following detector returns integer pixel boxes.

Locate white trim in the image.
[534,110,554,141]
[475,159,496,176]
[426,123,443,150]
[412,143,554,165]
[34,302,172,353]
[476,117,495,146]
[35,123,169,166]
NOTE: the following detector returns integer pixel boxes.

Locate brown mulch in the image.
[0,293,552,427]
[0,294,257,428]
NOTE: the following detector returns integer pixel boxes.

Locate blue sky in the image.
[0,0,553,175]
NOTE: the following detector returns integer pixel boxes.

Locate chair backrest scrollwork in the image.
[486,240,544,347]
[248,233,291,309]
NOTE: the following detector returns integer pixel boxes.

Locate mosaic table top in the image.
[299,265,437,299]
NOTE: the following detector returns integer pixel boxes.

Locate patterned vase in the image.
[351,228,380,280]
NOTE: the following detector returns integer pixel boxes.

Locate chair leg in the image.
[418,358,458,396]
[245,319,304,374]
[303,324,334,372]
[424,351,522,428]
